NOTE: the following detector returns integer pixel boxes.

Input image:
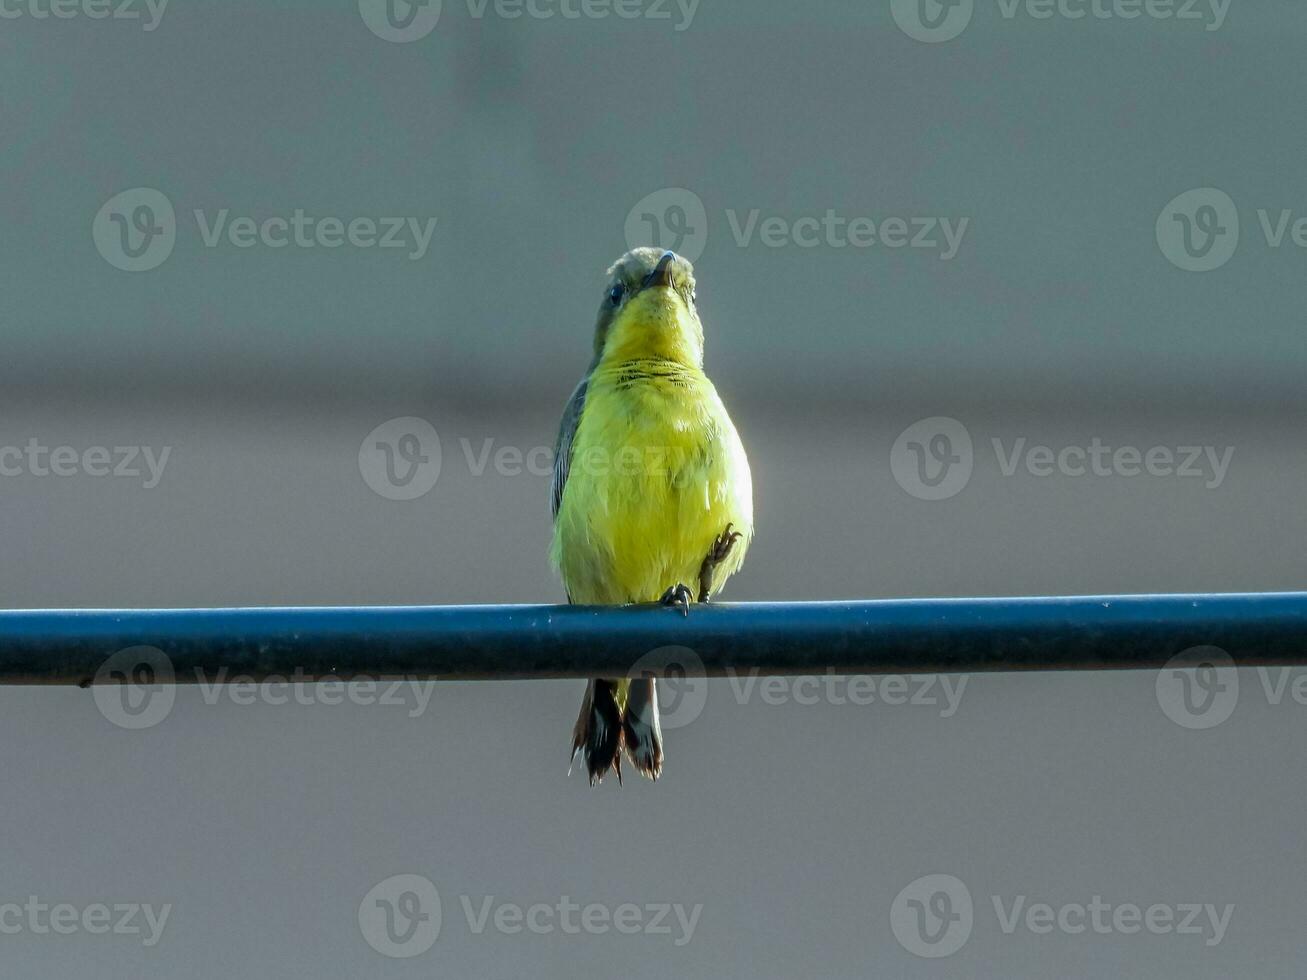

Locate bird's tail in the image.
[623,677,663,780]
[571,679,625,785]
[570,678,664,784]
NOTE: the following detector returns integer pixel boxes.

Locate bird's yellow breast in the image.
[551,363,752,605]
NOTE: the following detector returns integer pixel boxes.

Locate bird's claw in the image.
[659,583,694,617]
[707,523,743,564]
[698,523,744,603]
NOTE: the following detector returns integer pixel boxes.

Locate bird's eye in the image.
[608,284,625,306]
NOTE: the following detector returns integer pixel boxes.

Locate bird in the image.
[550,247,754,785]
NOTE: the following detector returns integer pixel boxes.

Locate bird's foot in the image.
[659,583,694,617]
[698,523,744,603]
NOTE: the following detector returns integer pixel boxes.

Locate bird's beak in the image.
[642,250,677,290]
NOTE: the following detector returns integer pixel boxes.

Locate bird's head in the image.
[592,248,703,368]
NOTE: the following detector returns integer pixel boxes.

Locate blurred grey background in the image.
[3,0,1306,976]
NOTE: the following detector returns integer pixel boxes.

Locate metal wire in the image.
[0,593,1302,685]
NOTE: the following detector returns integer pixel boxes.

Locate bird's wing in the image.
[551,375,589,520]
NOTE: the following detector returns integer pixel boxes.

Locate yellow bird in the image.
[550,248,754,784]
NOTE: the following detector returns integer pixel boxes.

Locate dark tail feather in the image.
[623,677,663,780]
[571,679,623,785]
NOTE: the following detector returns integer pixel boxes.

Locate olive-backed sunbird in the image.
[550,248,754,784]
